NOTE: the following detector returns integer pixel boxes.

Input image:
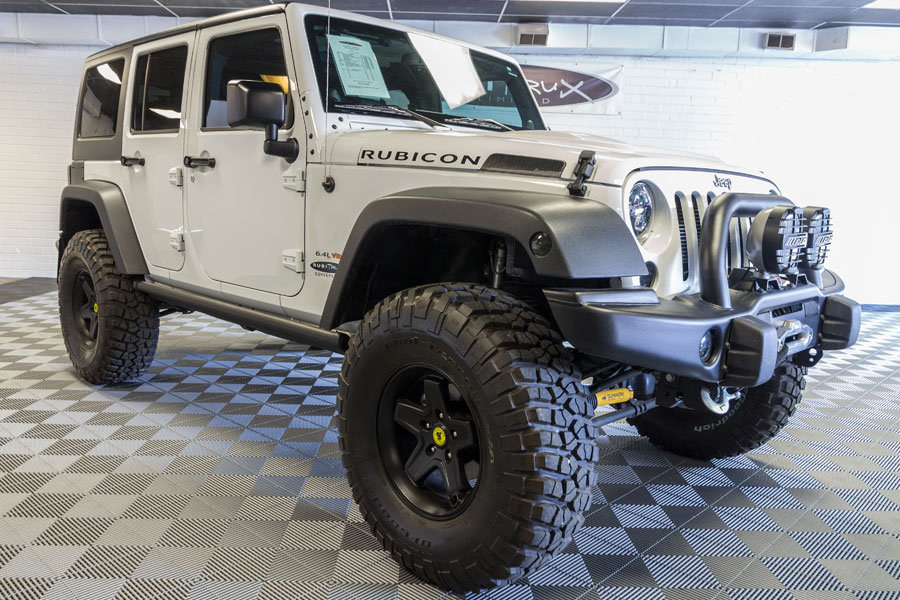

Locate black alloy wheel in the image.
[71,269,100,346]
[378,366,480,519]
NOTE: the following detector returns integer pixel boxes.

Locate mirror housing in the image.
[227,79,285,132]
[226,79,299,162]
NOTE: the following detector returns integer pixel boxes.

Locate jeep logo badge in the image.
[713,175,732,190]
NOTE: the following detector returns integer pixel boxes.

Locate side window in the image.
[203,28,293,128]
[132,45,188,132]
[78,59,125,138]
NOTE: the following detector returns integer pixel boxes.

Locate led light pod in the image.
[746,206,807,274]
[799,207,832,270]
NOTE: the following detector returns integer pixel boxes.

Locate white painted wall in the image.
[0,41,898,303]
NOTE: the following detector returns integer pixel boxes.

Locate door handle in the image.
[121,156,145,167]
[184,156,216,169]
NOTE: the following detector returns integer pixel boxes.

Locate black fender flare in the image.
[58,181,148,275]
[319,186,646,329]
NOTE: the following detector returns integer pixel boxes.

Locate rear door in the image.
[121,33,195,271]
[184,17,306,297]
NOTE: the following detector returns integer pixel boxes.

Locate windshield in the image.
[305,15,545,131]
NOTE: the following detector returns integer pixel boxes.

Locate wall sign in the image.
[521,64,622,115]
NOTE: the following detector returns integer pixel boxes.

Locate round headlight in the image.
[629,182,654,239]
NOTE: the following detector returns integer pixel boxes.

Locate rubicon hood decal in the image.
[522,65,618,107]
[358,148,482,168]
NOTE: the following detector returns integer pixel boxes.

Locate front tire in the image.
[338,284,598,592]
[58,229,159,384]
[631,364,806,460]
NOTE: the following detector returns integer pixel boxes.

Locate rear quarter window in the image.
[79,59,125,138]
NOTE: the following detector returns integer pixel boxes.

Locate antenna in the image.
[322,0,334,192]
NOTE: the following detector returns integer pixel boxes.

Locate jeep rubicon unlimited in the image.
[58,3,860,591]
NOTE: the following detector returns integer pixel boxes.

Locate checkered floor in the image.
[1,279,899,600]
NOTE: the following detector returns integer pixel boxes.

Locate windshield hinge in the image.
[283,169,305,192]
[567,150,596,197]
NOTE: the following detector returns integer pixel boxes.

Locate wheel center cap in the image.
[93,303,98,313]
[432,426,447,447]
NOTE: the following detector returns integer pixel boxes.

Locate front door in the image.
[121,32,195,271]
[185,17,306,297]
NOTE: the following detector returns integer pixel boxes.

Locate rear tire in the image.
[338,283,598,592]
[631,364,806,460]
[58,229,159,384]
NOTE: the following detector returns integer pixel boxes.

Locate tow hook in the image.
[776,319,814,354]
[700,385,741,415]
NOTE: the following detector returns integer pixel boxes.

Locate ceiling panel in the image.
[61,4,170,14]
[503,1,622,18]
[746,0,870,6]
[608,16,718,26]
[616,2,735,19]
[718,5,854,26]
[3,0,900,29]
[0,0,61,12]
[831,7,900,23]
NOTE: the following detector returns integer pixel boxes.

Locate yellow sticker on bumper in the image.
[595,387,634,406]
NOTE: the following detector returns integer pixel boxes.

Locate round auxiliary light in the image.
[629,182,654,239]
[699,329,717,364]
[746,205,807,274]
[530,231,552,257]
[798,207,832,270]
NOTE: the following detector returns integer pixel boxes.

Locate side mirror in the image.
[226,79,298,163]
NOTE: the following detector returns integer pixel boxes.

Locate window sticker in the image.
[327,34,390,99]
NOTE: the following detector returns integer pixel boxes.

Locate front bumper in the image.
[545,193,861,387]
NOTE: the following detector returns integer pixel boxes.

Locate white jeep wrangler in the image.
[59,3,860,591]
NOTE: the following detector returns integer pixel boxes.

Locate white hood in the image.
[323,128,769,188]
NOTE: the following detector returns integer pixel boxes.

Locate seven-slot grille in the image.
[674,191,750,282]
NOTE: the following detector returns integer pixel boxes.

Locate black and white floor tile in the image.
[0,278,898,600]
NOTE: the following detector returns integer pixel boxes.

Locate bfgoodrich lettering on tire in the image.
[630,364,806,460]
[338,283,598,592]
[58,229,159,384]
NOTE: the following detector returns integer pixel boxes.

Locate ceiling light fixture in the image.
[863,0,900,8]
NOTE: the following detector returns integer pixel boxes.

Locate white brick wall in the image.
[0,43,101,278]
[0,43,897,302]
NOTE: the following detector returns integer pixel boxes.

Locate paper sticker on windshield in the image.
[327,34,390,99]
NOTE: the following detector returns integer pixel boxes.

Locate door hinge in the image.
[169,232,185,252]
[282,169,305,192]
[168,166,184,187]
[282,249,304,273]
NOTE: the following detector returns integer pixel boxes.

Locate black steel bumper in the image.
[545,193,861,387]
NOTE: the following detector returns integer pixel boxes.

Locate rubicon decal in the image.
[311,261,339,273]
[358,149,482,168]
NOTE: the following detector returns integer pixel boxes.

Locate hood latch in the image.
[567,150,596,197]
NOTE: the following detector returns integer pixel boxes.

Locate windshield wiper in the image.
[440,116,514,132]
[331,103,448,130]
